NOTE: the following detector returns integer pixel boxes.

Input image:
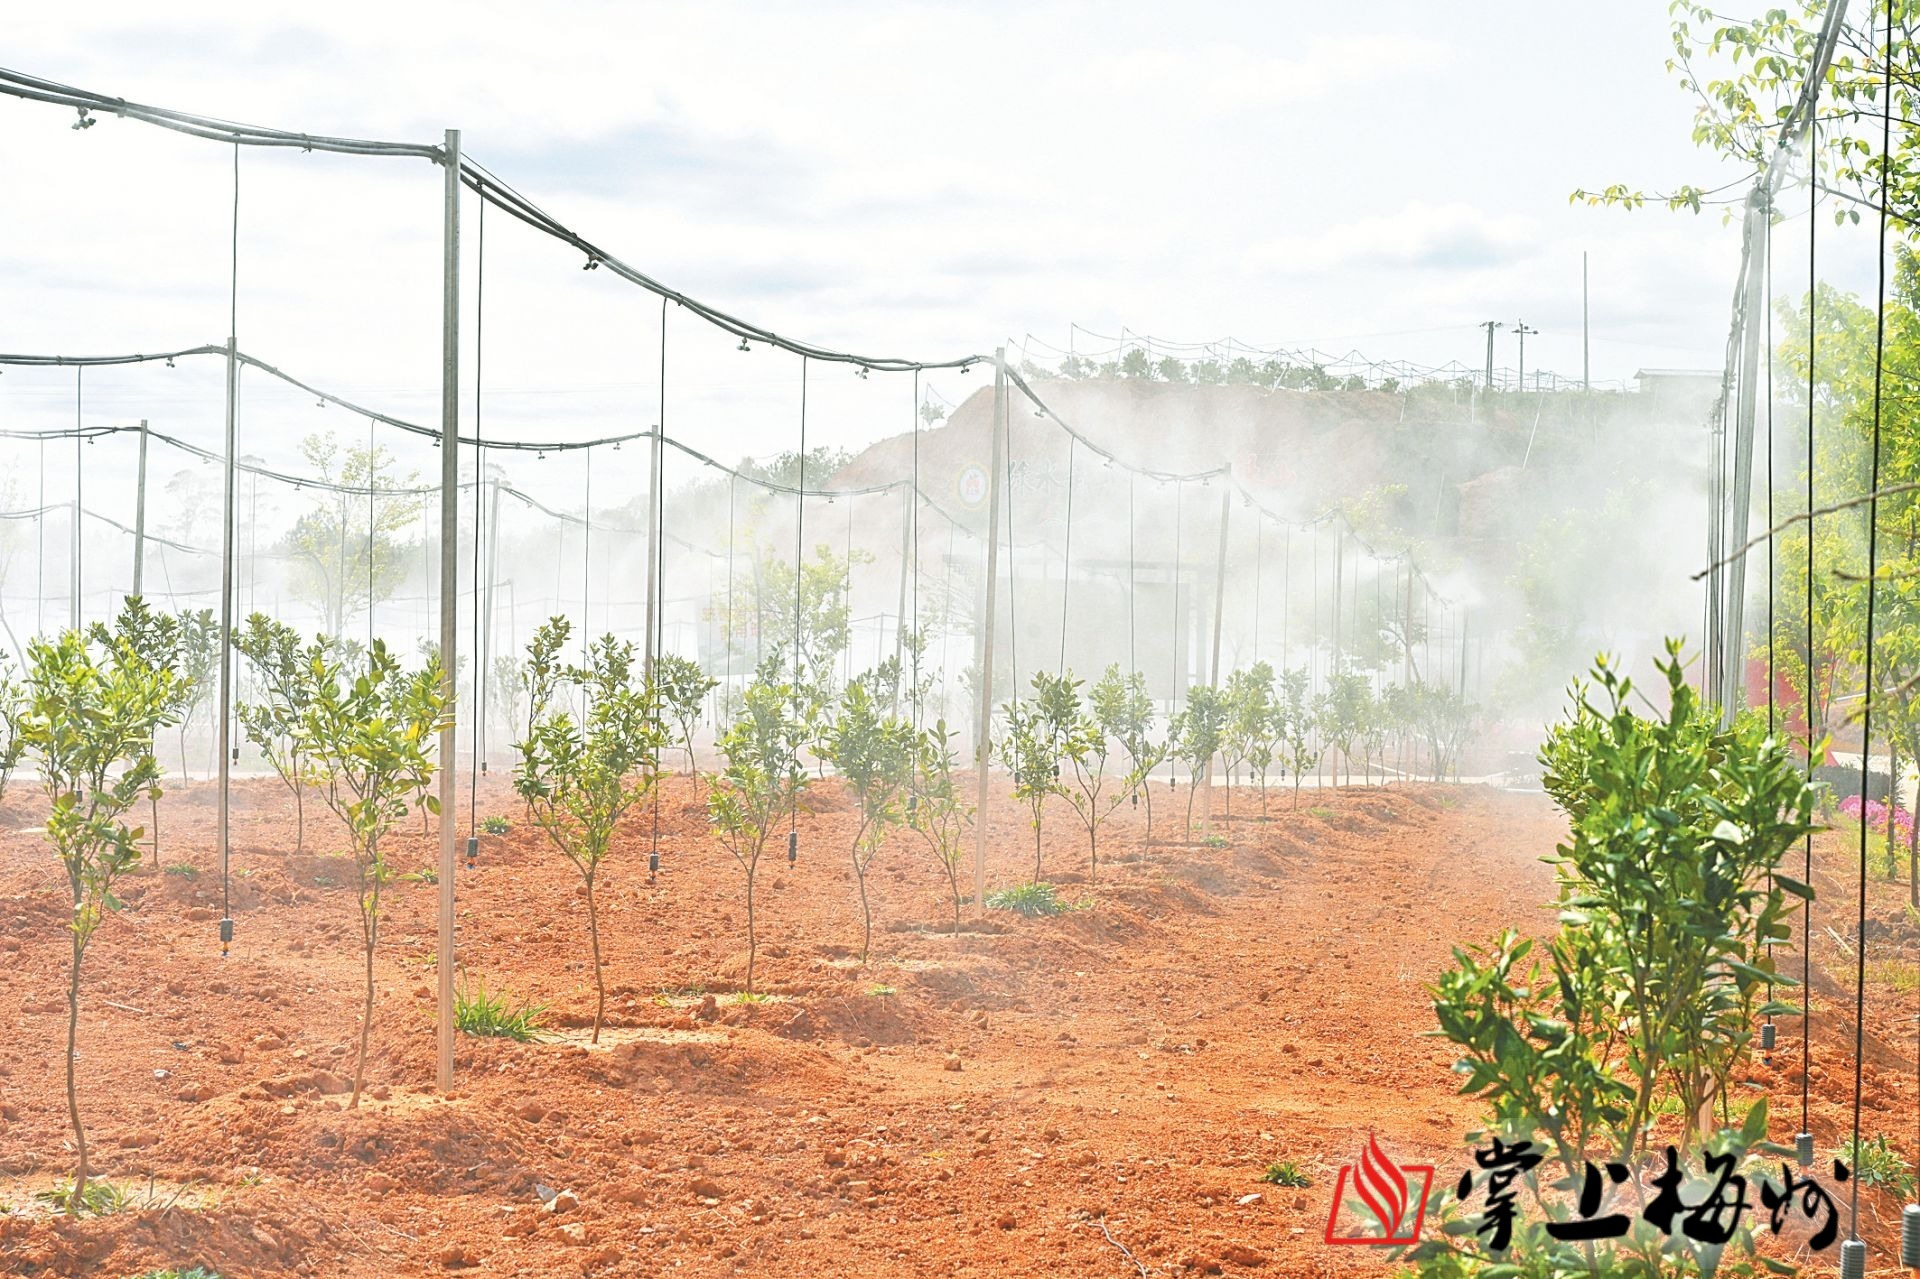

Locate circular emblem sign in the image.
[957,463,989,510]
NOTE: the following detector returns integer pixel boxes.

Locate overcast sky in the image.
[0,1,1882,481]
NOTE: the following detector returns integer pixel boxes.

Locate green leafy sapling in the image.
[1223,662,1277,817]
[0,654,24,808]
[233,613,324,855]
[1169,684,1230,838]
[1092,664,1167,834]
[169,608,218,780]
[824,678,915,962]
[88,597,182,864]
[294,638,449,1107]
[908,719,975,934]
[1276,668,1320,808]
[653,653,718,778]
[1314,671,1371,788]
[514,618,667,1042]
[19,628,177,1213]
[707,658,810,994]
[999,672,1075,878]
[1057,673,1127,882]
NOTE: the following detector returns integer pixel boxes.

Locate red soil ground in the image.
[0,774,1913,1278]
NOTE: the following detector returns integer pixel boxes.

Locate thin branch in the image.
[1689,481,1920,581]
[1082,1218,1154,1277]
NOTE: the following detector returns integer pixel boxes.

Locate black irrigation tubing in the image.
[0,67,986,374]
[1801,121,1818,1159]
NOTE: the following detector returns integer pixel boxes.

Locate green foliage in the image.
[0,653,24,807]
[1224,662,1278,813]
[653,652,718,775]
[1313,671,1372,788]
[1833,1133,1917,1197]
[1258,1160,1312,1188]
[167,608,218,780]
[720,544,862,706]
[707,659,810,993]
[1091,664,1167,833]
[19,625,177,1212]
[164,862,198,878]
[1169,684,1230,836]
[480,814,511,835]
[279,431,422,637]
[233,612,325,855]
[1399,681,1477,782]
[985,881,1069,917]
[824,676,916,960]
[454,975,549,1043]
[515,617,666,1041]
[294,637,448,1107]
[1415,643,1817,1277]
[908,719,975,933]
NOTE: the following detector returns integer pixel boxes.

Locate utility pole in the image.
[132,420,149,599]
[1515,321,1539,393]
[973,349,1007,916]
[1479,320,1503,391]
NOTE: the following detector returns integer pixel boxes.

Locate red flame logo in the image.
[1354,1132,1410,1237]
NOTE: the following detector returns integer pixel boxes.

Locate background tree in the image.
[515,618,666,1042]
[1276,667,1320,808]
[294,638,448,1107]
[999,672,1074,878]
[280,431,423,639]
[19,627,176,1213]
[169,608,218,780]
[1169,684,1230,837]
[1058,672,1126,881]
[87,597,181,864]
[1222,662,1277,815]
[234,613,323,855]
[654,652,718,777]
[0,654,23,808]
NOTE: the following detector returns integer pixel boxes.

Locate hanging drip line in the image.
[1005,392,1019,705]
[651,294,669,878]
[1058,435,1074,676]
[1171,478,1184,711]
[582,445,593,658]
[1763,211,1777,1046]
[789,357,807,863]
[843,495,854,689]
[469,190,487,847]
[1253,506,1263,660]
[1842,13,1893,1253]
[1127,473,1137,674]
[367,414,376,650]
[216,137,240,960]
[1005,366,1225,483]
[1282,524,1292,675]
[910,369,920,726]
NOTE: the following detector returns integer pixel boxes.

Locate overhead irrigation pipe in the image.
[0,67,986,375]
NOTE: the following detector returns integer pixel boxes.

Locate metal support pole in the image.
[973,349,1007,915]
[435,127,462,1093]
[132,420,149,599]
[71,375,82,632]
[1717,193,1770,722]
[1202,470,1231,832]
[643,413,664,678]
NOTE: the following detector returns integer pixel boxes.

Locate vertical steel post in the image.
[973,350,1007,914]
[436,128,462,1092]
[132,420,149,599]
[215,337,238,954]
[71,371,82,631]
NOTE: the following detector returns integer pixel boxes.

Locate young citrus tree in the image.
[169,608,218,780]
[514,618,666,1043]
[999,672,1075,878]
[1056,673,1126,882]
[653,653,718,779]
[1169,684,1230,838]
[19,627,177,1213]
[1222,662,1276,816]
[707,658,809,994]
[824,678,915,961]
[908,719,974,933]
[233,613,325,854]
[0,654,24,807]
[1276,667,1320,808]
[1314,671,1371,788]
[87,597,183,865]
[1092,664,1167,834]
[294,638,448,1107]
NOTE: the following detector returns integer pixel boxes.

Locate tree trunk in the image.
[1033,817,1043,881]
[856,863,872,964]
[586,869,605,1043]
[64,929,90,1216]
[1088,823,1098,885]
[350,850,381,1110]
[180,725,191,783]
[744,865,758,995]
[294,776,305,857]
[149,791,160,867]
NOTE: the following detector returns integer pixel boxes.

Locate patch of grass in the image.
[481,815,511,835]
[985,881,1069,917]
[454,975,548,1042]
[1201,833,1229,848]
[1833,1134,1916,1197]
[1869,958,1920,993]
[1259,1159,1312,1188]
[732,991,772,1005]
[400,868,439,885]
[162,863,198,879]
[128,1269,222,1279]
[867,983,897,997]
[33,1177,129,1216]
[1307,806,1336,821]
